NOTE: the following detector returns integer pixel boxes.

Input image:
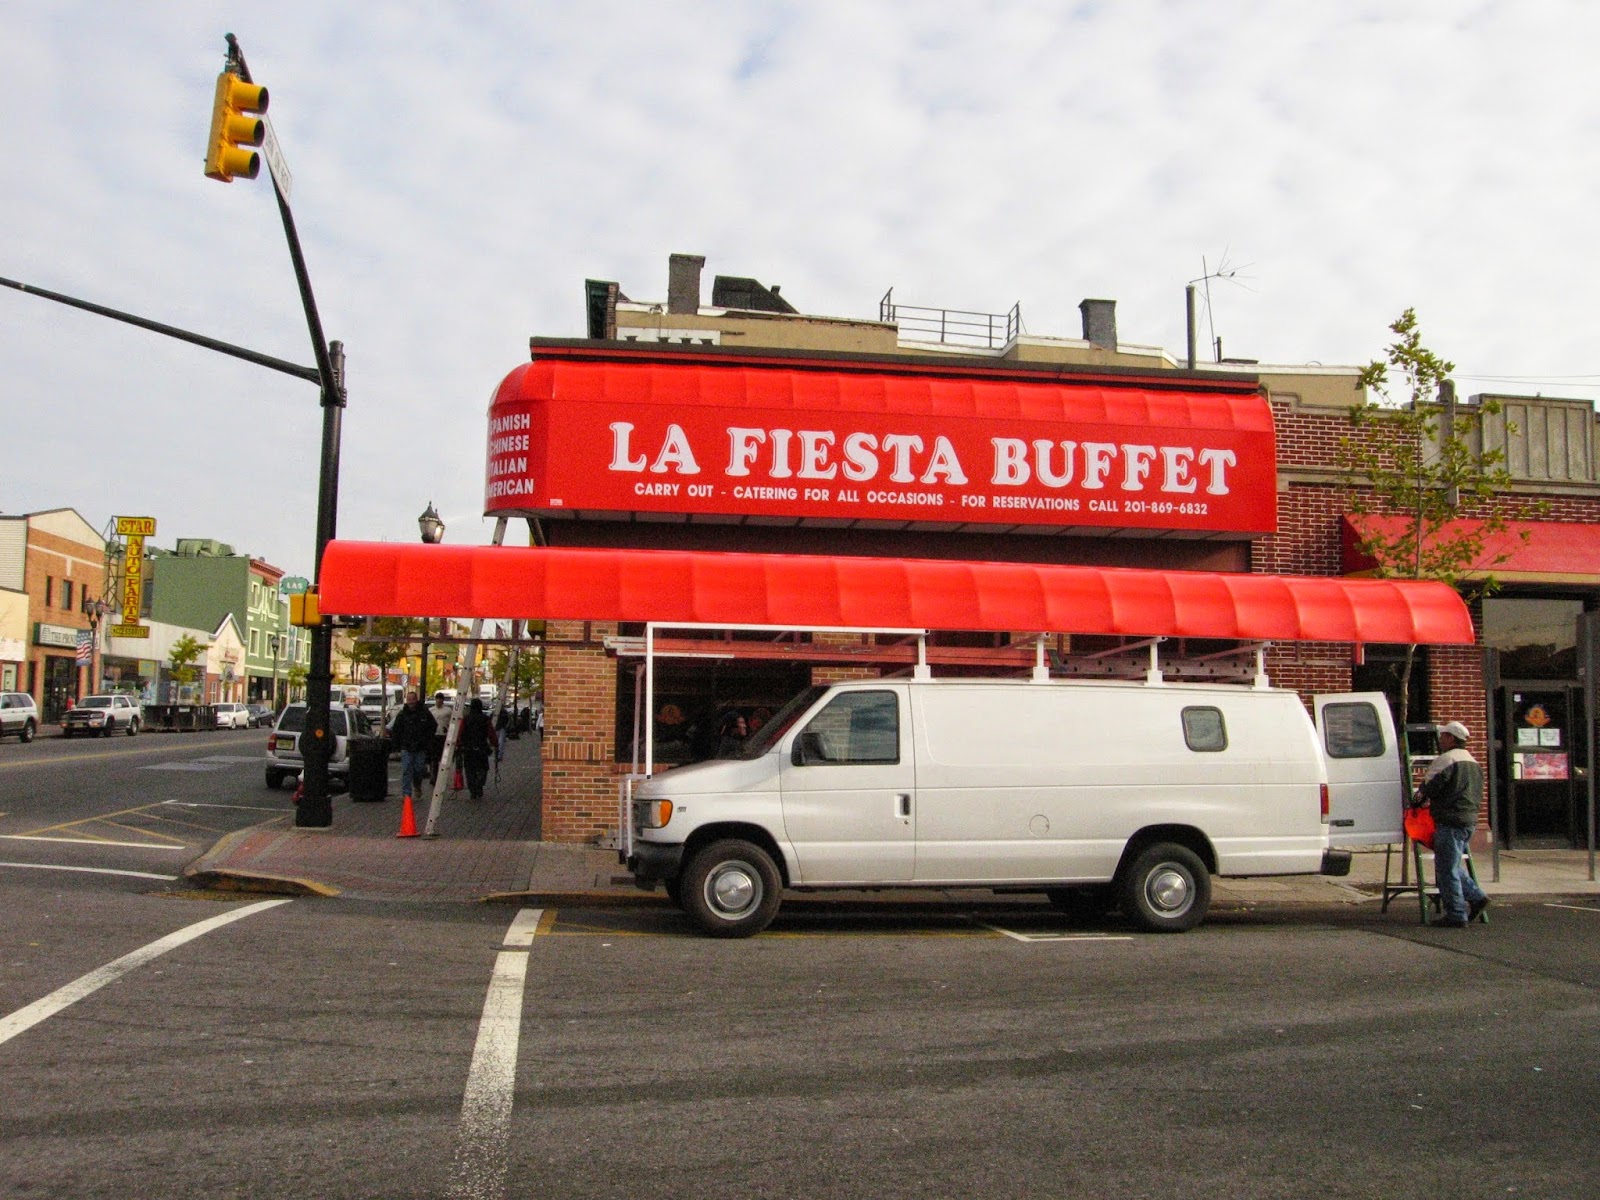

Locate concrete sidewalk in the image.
[184,738,1600,909]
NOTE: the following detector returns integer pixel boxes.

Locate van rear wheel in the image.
[682,839,781,938]
[1120,843,1209,933]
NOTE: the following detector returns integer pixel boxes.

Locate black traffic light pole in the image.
[222,33,343,827]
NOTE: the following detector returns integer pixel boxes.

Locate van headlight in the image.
[634,798,674,829]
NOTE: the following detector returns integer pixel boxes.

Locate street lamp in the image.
[88,597,110,694]
[417,503,444,696]
[419,501,445,545]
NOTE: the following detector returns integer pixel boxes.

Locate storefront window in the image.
[615,654,811,766]
[1483,597,1584,680]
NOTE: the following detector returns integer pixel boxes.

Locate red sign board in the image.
[484,350,1277,536]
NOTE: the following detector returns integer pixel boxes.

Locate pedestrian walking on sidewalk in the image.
[1416,720,1490,928]
[458,697,495,800]
[428,692,450,778]
[389,690,435,801]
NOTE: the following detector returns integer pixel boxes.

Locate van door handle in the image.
[896,793,911,819]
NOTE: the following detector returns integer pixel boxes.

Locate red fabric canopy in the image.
[1344,515,1600,584]
[319,541,1475,645]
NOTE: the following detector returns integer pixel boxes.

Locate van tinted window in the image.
[1323,702,1386,759]
[799,691,899,764]
[1182,707,1228,752]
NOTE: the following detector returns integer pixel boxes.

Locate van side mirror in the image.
[793,730,828,766]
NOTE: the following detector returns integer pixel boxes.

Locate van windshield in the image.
[732,686,827,759]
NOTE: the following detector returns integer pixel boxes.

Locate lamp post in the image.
[417,503,444,697]
[88,597,109,694]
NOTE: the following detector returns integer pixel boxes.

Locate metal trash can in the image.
[347,735,389,802]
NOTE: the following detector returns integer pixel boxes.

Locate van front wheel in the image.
[1120,843,1209,933]
[682,839,781,938]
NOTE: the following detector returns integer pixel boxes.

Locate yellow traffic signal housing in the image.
[204,71,269,182]
[289,589,321,627]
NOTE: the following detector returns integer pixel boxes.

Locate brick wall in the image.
[540,619,624,843]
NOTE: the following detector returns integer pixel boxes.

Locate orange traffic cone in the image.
[396,792,419,838]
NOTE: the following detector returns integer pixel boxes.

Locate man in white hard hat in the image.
[1416,720,1490,927]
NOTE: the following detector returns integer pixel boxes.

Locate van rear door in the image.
[1315,692,1404,846]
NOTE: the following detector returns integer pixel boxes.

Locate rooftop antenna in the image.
[1185,254,1244,369]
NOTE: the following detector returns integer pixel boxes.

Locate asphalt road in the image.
[0,725,291,877]
[3,734,1598,1199]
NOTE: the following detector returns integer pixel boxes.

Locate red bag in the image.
[1404,806,1435,850]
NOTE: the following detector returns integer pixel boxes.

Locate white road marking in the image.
[447,907,544,1200]
[1544,902,1600,914]
[160,800,284,812]
[502,907,545,947]
[0,898,292,1047]
[0,835,189,851]
[0,861,179,881]
[976,921,1134,943]
[140,762,229,772]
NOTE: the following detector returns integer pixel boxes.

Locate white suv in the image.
[0,692,40,743]
[62,694,142,738]
[265,703,372,790]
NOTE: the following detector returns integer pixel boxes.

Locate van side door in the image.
[778,688,914,884]
[1315,692,1404,846]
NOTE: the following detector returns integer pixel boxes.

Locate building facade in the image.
[0,509,113,720]
[506,254,1598,850]
[145,539,298,706]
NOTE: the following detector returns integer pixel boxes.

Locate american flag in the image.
[75,630,93,665]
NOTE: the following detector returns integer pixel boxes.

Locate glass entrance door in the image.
[42,654,77,723]
[1496,684,1586,848]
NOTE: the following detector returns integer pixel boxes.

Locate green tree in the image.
[1339,308,1524,753]
[168,633,204,702]
[484,644,543,706]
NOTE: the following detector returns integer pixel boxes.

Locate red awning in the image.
[320,541,1475,644]
[484,343,1278,537]
[1343,516,1600,585]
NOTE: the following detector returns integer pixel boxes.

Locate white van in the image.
[626,678,1402,937]
[358,683,405,726]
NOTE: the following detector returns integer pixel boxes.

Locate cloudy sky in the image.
[3,1,1595,577]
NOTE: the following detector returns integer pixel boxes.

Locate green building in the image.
[145,538,304,706]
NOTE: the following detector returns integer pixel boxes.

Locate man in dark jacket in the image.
[457,697,495,800]
[1416,720,1490,928]
[389,691,436,802]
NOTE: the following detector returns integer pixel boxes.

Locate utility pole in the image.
[206,32,345,826]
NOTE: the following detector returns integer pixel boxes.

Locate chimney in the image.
[1079,298,1117,351]
[667,253,705,315]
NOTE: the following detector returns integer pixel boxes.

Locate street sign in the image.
[279,575,310,596]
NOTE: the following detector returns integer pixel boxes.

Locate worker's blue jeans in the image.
[1433,824,1486,921]
[399,748,429,800]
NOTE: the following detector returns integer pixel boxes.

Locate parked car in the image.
[265,702,373,789]
[0,692,40,743]
[214,702,251,729]
[62,694,142,738]
[247,703,275,728]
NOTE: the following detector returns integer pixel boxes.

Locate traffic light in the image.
[204,70,269,182]
[289,589,321,627]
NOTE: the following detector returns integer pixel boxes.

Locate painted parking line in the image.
[0,835,190,851]
[975,921,1134,943]
[446,907,544,1200]
[0,897,292,1047]
[0,861,179,881]
[2,799,236,850]
[1544,902,1600,914]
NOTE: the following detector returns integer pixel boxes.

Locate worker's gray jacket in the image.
[1419,747,1483,828]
